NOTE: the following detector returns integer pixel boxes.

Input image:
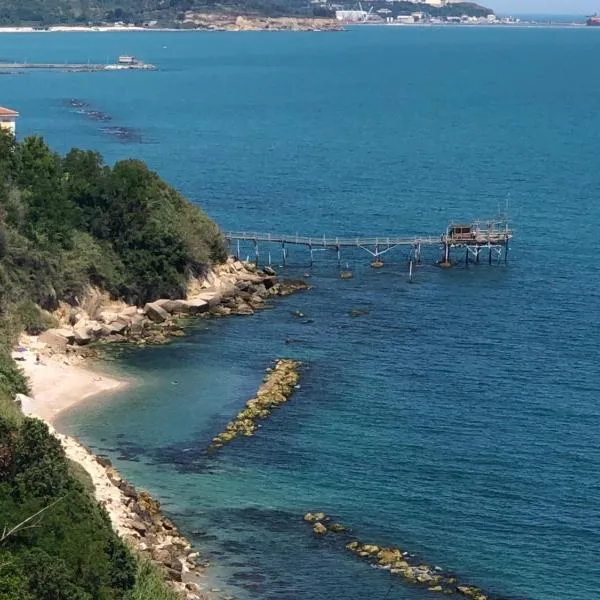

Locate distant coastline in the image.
[0,18,591,33]
[0,17,343,33]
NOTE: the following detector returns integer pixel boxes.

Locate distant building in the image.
[117,55,139,65]
[0,106,18,135]
[335,9,368,21]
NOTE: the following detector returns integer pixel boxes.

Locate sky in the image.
[492,0,597,13]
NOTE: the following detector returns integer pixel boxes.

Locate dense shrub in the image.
[0,132,226,309]
[0,416,137,600]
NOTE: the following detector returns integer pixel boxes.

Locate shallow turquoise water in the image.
[3,26,600,599]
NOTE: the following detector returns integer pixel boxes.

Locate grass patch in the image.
[126,558,181,600]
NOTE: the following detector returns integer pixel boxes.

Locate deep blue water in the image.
[3,27,600,600]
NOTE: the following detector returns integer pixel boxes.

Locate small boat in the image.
[371,259,384,269]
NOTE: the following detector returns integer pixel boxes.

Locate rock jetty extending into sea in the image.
[303,512,506,600]
[33,258,310,356]
[208,359,302,451]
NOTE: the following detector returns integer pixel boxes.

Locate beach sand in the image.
[16,342,128,424]
[13,341,208,597]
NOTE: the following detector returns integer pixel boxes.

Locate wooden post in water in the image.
[409,259,414,283]
[282,242,287,266]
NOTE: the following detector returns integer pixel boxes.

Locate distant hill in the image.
[0,0,493,25]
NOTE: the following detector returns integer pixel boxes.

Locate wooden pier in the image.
[224,217,512,278]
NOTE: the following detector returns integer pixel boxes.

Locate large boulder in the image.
[73,324,92,345]
[193,289,223,307]
[106,319,128,334]
[154,299,183,314]
[129,315,146,336]
[88,321,104,338]
[161,299,209,315]
[98,311,119,324]
[121,306,139,317]
[129,519,147,536]
[144,302,169,323]
[39,328,73,351]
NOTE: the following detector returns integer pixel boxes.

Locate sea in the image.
[2,24,600,600]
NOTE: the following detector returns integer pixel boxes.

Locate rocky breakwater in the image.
[302,512,506,600]
[208,359,302,451]
[55,431,209,599]
[105,468,208,599]
[35,259,310,354]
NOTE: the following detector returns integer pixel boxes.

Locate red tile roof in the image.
[0,107,18,117]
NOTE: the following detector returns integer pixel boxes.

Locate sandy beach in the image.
[13,337,209,598]
[15,339,128,424]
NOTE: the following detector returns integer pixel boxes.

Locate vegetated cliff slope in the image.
[0,0,493,25]
[0,130,224,599]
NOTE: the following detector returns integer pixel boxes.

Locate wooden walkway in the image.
[223,232,441,249]
[224,218,513,271]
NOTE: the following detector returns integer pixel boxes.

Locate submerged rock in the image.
[303,512,327,523]
[304,516,501,600]
[312,522,327,535]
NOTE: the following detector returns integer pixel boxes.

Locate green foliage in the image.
[0,130,226,310]
[125,558,181,600]
[0,416,137,600]
[13,300,57,335]
[0,129,224,597]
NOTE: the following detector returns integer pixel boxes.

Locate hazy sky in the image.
[493,0,597,13]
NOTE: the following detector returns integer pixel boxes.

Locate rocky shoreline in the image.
[54,429,211,599]
[303,512,505,600]
[35,258,309,357]
[15,258,310,599]
[208,359,302,452]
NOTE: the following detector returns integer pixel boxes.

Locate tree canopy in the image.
[0,132,226,310]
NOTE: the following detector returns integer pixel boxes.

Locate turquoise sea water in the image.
[3,26,600,599]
